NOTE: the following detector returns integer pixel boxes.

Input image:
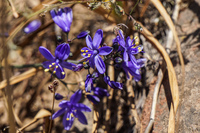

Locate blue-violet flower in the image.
[116,30,143,68]
[121,58,146,81]
[39,43,75,79]
[77,31,90,39]
[81,29,113,74]
[52,90,91,130]
[50,7,73,33]
[24,19,41,34]
[104,76,123,90]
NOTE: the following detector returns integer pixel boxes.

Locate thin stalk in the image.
[1,1,16,132]
[130,0,140,15]
[48,91,56,133]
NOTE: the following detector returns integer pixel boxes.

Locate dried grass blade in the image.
[150,0,184,112]
[137,24,179,133]
[0,68,41,90]
[17,109,51,132]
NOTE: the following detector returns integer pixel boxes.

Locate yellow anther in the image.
[44,69,49,72]
[53,70,56,74]
[138,47,142,52]
[81,50,84,52]
[83,62,87,65]
[85,50,88,52]
[52,63,55,65]
[62,72,65,75]
[88,54,91,57]
[71,113,74,117]
[83,53,86,56]
[56,65,58,68]
[134,36,138,40]
[66,118,69,121]
[135,42,139,45]
[49,65,52,68]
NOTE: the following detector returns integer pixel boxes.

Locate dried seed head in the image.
[48,84,54,93]
[53,80,59,87]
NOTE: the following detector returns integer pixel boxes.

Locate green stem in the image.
[129,0,140,15]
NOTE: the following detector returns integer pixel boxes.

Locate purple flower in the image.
[24,20,41,34]
[92,87,110,97]
[52,90,91,130]
[39,43,75,79]
[81,29,113,74]
[84,72,109,104]
[104,76,123,90]
[50,7,73,33]
[116,30,143,68]
[85,72,99,92]
[77,31,90,39]
[72,64,84,71]
[121,58,146,81]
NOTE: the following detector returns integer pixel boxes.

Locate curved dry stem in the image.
[138,23,179,133]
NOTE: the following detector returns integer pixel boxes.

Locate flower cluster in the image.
[52,90,91,130]
[37,6,146,131]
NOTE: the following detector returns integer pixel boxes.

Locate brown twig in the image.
[104,60,114,133]
[1,1,16,132]
[6,0,19,18]
[48,91,55,133]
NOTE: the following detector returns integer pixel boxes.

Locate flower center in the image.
[93,49,99,55]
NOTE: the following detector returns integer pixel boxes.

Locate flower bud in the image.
[55,93,64,100]
[114,57,123,64]
[86,94,100,104]
[77,31,90,39]
[24,20,41,34]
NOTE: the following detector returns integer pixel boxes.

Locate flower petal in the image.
[77,31,89,39]
[121,62,130,79]
[137,58,146,67]
[86,95,100,104]
[52,108,65,119]
[129,55,140,69]
[42,61,54,68]
[123,50,128,62]
[63,112,74,130]
[59,100,71,108]
[89,54,95,69]
[126,36,132,47]
[55,43,70,60]
[50,10,65,31]
[70,89,82,104]
[94,55,105,74]
[39,46,55,61]
[60,61,76,70]
[58,8,72,32]
[118,30,124,39]
[85,74,93,92]
[55,64,65,79]
[110,81,123,90]
[93,87,109,97]
[98,46,113,55]
[93,29,103,49]
[76,110,88,125]
[86,35,93,50]
[73,103,91,112]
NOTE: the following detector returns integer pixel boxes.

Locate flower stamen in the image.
[44,69,49,72]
